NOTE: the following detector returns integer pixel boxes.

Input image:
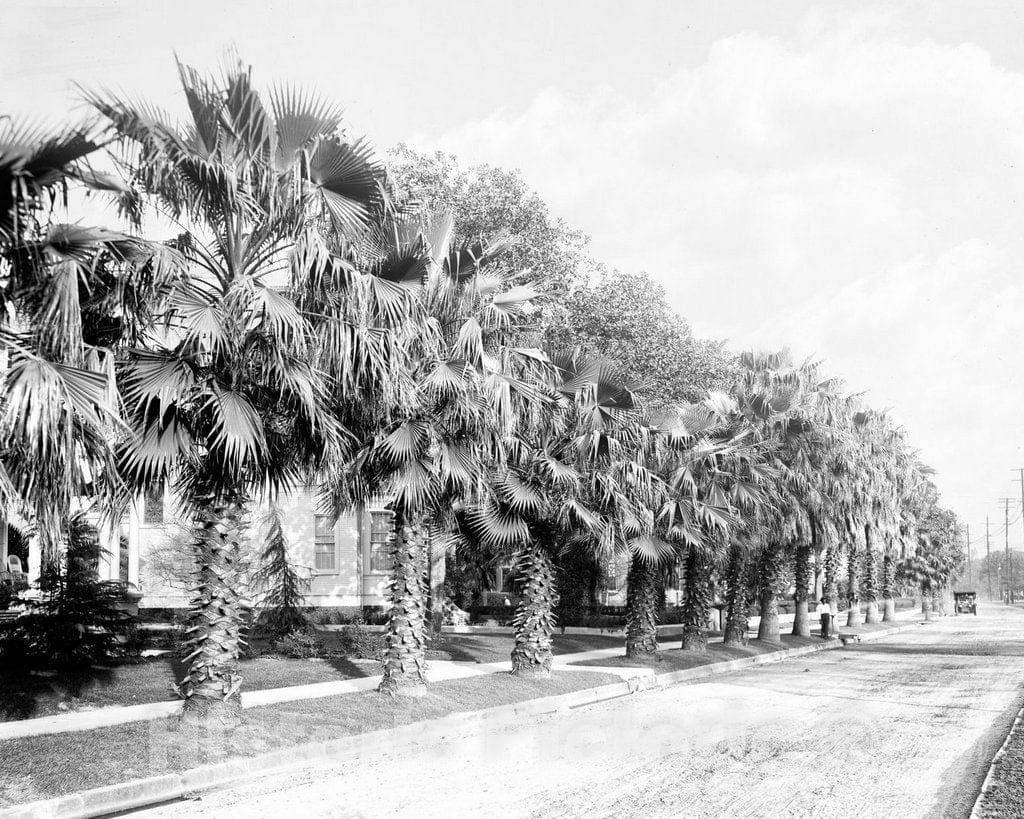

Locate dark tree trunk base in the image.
[791,600,810,637]
[511,653,553,678]
[179,696,242,725]
[379,676,428,697]
[723,625,747,646]
[626,635,659,659]
[757,606,781,642]
[882,597,896,622]
[682,630,707,652]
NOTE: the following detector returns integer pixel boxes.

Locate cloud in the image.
[409,13,1024,527]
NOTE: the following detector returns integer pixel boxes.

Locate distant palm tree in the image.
[729,351,823,642]
[647,394,764,653]
[89,59,385,717]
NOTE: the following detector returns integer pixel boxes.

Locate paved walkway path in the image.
[133,605,1024,819]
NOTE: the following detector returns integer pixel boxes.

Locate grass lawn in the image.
[569,635,823,671]
[0,654,373,723]
[0,669,619,808]
[428,631,627,663]
[0,631,628,723]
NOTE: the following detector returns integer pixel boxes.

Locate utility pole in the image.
[1002,498,1014,603]
[966,523,971,586]
[1016,467,1024,603]
[986,516,992,600]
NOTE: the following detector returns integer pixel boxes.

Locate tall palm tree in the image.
[458,352,658,672]
[650,394,764,652]
[730,351,823,643]
[89,59,384,717]
[0,118,170,574]
[319,207,547,694]
[788,378,846,637]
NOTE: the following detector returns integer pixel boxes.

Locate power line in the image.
[986,516,993,600]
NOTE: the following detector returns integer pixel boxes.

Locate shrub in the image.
[338,623,384,659]
[273,628,329,659]
[0,514,134,673]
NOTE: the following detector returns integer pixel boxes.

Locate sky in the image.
[3,0,1024,562]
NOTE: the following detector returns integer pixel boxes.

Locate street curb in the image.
[0,620,923,819]
[970,697,1024,817]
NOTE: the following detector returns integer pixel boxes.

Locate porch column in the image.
[0,511,7,567]
[813,550,825,602]
[96,519,116,581]
[27,536,41,585]
[126,497,142,590]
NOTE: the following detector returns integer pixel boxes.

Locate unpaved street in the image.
[136,606,1024,819]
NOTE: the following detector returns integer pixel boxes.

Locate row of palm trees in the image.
[0,59,963,717]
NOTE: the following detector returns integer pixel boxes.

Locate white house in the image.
[4,488,398,611]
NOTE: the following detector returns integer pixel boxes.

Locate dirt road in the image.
[134,605,1024,819]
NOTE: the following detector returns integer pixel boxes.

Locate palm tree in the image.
[0,118,171,575]
[788,387,843,637]
[730,351,823,643]
[458,352,659,672]
[883,445,922,621]
[650,395,764,652]
[317,206,547,693]
[89,59,384,717]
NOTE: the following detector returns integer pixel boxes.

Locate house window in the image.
[143,484,164,525]
[368,511,394,573]
[314,515,336,572]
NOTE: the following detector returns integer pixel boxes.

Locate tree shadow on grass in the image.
[0,665,115,721]
[323,655,372,679]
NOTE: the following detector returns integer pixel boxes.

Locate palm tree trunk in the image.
[682,548,711,652]
[558,550,599,627]
[379,520,429,697]
[757,547,783,642]
[825,542,840,635]
[625,555,659,658]
[510,545,558,677]
[723,542,749,646]
[426,532,446,636]
[863,526,880,624]
[792,543,812,637]
[846,541,862,627]
[921,582,932,621]
[881,548,897,622]
[177,494,250,722]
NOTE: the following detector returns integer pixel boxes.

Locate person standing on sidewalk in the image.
[816,598,831,639]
